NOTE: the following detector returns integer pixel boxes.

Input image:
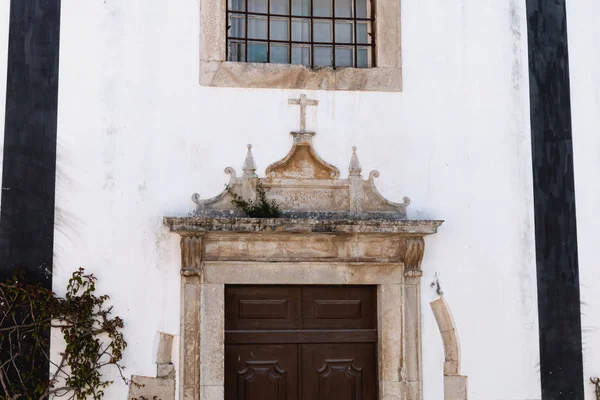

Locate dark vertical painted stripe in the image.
[0,0,61,286]
[0,0,60,392]
[525,1,584,398]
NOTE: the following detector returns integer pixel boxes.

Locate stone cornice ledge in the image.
[163,217,443,235]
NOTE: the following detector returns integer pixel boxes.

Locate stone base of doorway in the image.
[127,332,176,400]
[128,375,175,400]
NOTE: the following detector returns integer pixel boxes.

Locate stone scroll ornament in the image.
[191,133,411,219]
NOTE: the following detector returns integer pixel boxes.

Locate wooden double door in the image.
[225,285,378,400]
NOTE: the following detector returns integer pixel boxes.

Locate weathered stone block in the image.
[380,381,402,399]
[128,375,175,400]
[200,385,224,400]
[157,363,175,379]
[444,375,468,400]
[156,332,174,365]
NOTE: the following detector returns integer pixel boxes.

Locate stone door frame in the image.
[172,229,435,400]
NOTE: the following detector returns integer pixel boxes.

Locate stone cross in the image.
[288,94,318,132]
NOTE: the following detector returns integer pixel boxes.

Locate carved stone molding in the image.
[181,236,203,275]
[403,237,425,278]
[166,217,442,235]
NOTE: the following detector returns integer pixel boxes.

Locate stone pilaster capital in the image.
[181,235,204,276]
[402,236,425,278]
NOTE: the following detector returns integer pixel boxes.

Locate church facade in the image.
[0,0,599,399]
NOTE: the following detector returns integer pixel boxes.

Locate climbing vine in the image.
[0,268,129,400]
[591,377,600,400]
[226,182,281,218]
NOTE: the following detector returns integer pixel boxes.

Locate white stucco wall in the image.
[568,1,600,399]
[53,0,541,398]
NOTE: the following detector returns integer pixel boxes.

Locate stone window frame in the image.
[199,0,402,91]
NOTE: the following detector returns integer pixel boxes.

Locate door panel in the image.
[225,344,298,400]
[225,286,301,330]
[301,343,377,400]
[317,359,363,400]
[302,286,377,329]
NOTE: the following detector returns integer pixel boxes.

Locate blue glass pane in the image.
[292,45,310,65]
[357,48,368,68]
[229,14,246,38]
[292,0,310,15]
[357,23,369,44]
[248,43,268,62]
[270,19,289,40]
[228,40,246,61]
[335,0,352,17]
[335,22,353,43]
[248,0,267,13]
[314,46,332,66]
[335,47,353,67]
[270,45,289,63]
[314,21,332,42]
[356,0,367,18]
[270,0,289,14]
[229,0,245,11]
[313,0,331,17]
[292,19,310,41]
[248,17,267,39]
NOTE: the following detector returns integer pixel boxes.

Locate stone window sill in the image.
[199,0,401,92]
[199,61,402,92]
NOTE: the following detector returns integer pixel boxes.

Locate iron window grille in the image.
[226,0,375,68]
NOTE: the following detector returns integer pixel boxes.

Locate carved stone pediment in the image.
[191,131,411,219]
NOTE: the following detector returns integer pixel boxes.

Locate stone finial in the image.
[349,146,362,177]
[243,144,257,178]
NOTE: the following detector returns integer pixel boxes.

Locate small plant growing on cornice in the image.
[0,268,131,400]
[226,182,281,218]
[591,377,600,400]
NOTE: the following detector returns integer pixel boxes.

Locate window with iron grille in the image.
[226,0,375,68]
